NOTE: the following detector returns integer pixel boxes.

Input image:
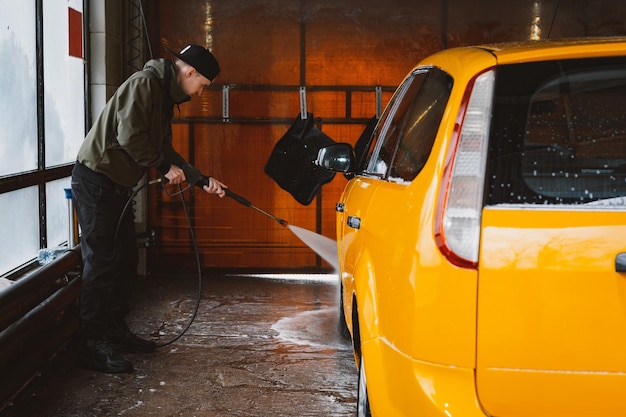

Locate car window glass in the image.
[365,68,452,183]
[364,75,419,177]
[389,69,452,182]
[486,57,626,206]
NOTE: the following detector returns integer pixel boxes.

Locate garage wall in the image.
[142,0,626,272]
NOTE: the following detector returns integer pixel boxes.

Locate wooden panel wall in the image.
[143,0,626,271]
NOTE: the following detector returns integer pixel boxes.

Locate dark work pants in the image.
[71,163,138,338]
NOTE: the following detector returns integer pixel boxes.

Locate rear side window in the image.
[486,57,626,206]
[365,67,453,182]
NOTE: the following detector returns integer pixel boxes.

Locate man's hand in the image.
[164,165,185,184]
[202,177,227,198]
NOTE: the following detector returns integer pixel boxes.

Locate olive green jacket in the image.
[77,59,193,188]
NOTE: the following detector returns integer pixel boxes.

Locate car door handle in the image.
[617,253,626,272]
[347,215,361,229]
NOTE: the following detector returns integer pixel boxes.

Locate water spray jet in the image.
[222,189,339,270]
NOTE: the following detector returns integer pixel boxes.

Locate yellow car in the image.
[318,38,626,416]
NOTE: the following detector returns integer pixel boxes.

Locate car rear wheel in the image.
[357,355,371,417]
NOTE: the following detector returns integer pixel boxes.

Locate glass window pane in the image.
[487,57,626,206]
[364,69,452,183]
[390,68,452,182]
[46,178,71,247]
[0,188,39,274]
[44,1,84,167]
[521,67,626,203]
[364,76,420,177]
[0,0,38,176]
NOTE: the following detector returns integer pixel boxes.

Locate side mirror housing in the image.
[315,143,355,173]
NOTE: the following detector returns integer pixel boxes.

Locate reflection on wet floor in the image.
[0,273,357,417]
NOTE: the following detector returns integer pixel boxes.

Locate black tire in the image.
[357,354,372,417]
[338,282,351,339]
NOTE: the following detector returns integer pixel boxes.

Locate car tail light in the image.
[435,69,494,268]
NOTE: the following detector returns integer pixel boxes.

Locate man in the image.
[71,44,226,373]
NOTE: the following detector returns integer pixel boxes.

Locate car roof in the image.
[478,36,626,62]
[412,37,626,81]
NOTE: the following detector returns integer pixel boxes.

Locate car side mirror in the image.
[315,143,355,173]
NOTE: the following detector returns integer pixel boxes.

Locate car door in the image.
[339,67,452,339]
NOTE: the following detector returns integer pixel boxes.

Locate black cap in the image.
[167,44,220,82]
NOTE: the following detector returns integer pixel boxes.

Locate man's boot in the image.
[106,318,157,353]
[80,338,133,373]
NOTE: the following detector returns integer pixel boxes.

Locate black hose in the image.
[115,178,202,348]
[112,177,287,347]
[154,181,202,347]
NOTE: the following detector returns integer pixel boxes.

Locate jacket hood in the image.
[143,58,190,105]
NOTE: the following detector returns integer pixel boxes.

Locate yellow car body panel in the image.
[334,37,626,416]
[351,178,479,367]
[362,338,486,417]
[477,208,626,417]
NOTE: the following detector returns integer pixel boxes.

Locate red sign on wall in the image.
[68,7,82,58]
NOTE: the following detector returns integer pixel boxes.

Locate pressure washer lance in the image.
[223,188,289,228]
[153,175,288,227]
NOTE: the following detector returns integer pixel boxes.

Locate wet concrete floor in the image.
[1,272,357,417]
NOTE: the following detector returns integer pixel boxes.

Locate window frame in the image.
[0,0,87,276]
[363,67,453,183]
